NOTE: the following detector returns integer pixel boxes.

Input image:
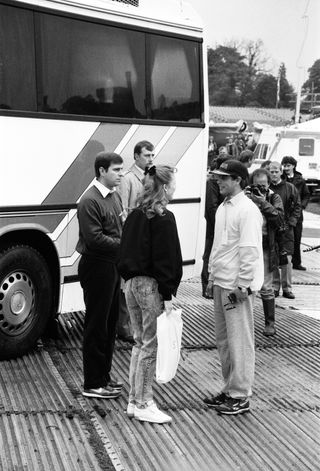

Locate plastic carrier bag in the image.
[156,309,183,384]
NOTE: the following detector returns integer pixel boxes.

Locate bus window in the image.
[38,13,146,118]
[149,36,201,122]
[253,143,268,160]
[299,138,314,156]
[0,5,36,111]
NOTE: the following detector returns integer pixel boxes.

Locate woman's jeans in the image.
[125,276,163,408]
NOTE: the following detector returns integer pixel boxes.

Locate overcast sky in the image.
[187,0,320,91]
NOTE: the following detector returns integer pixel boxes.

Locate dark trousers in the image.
[292,220,303,267]
[201,236,213,293]
[78,255,120,390]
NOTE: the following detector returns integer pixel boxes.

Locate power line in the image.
[296,0,310,68]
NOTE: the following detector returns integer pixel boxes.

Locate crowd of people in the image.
[75,137,309,425]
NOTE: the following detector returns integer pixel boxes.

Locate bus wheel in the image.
[0,245,53,360]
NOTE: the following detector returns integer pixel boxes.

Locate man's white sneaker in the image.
[126,402,135,418]
[134,402,172,424]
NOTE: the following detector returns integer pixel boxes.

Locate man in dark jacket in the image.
[269,162,301,299]
[246,168,284,336]
[281,156,310,270]
[201,155,230,297]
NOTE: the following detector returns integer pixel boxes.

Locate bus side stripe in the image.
[42,123,132,205]
[154,127,202,166]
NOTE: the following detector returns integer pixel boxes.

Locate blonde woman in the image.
[118,165,182,424]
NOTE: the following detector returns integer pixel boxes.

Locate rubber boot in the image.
[262,298,276,336]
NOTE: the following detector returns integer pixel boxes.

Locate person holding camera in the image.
[269,162,301,299]
[245,169,284,336]
[203,160,263,415]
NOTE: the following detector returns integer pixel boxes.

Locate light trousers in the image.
[214,285,255,398]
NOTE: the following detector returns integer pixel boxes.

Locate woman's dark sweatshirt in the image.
[118,208,183,300]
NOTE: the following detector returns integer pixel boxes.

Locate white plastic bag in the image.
[156,309,183,384]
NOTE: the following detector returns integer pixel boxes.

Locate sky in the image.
[187,0,320,91]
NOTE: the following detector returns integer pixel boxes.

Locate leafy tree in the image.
[278,63,294,108]
[231,39,272,106]
[302,59,320,93]
[207,41,295,108]
[254,74,277,107]
[208,45,248,106]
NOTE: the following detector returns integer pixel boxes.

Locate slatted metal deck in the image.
[0,275,320,470]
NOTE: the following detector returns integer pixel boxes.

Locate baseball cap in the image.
[212,159,249,181]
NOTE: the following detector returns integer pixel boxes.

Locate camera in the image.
[249,184,267,196]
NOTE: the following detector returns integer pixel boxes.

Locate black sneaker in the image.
[117,334,134,344]
[203,392,228,408]
[215,397,250,415]
[82,387,121,399]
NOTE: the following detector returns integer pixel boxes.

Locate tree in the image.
[207,41,295,108]
[301,59,320,109]
[226,38,271,74]
[278,63,294,108]
[302,59,320,93]
[254,74,277,108]
[223,39,272,105]
[208,45,248,106]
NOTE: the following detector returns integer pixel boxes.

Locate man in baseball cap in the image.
[204,159,263,415]
[212,159,249,182]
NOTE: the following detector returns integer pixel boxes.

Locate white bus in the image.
[0,0,208,359]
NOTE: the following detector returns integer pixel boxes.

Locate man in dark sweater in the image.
[76,152,124,399]
[201,155,230,298]
[281,156,310,270]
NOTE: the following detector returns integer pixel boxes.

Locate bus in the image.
[0,0,208,359]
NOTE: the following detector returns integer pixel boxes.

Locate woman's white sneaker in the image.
[134,402,172,424]
[126,402,135,418]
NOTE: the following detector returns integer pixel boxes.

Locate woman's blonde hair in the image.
[137,165,176,218]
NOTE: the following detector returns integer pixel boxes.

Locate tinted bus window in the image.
[38,14,146,118]
[0,5,36,111]
[299,138,314,156]
[149,36,201,122]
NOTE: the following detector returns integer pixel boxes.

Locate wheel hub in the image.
[0,272,34,335]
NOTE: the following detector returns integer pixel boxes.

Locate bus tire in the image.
[0,245,53,360]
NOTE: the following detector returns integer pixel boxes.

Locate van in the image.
[253,118,320,193]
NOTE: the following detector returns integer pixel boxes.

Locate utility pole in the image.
[295,68,303,124]
[276,66,280,109]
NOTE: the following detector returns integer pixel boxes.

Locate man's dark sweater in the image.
[76,186,122,262]
[118,208,182,300]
